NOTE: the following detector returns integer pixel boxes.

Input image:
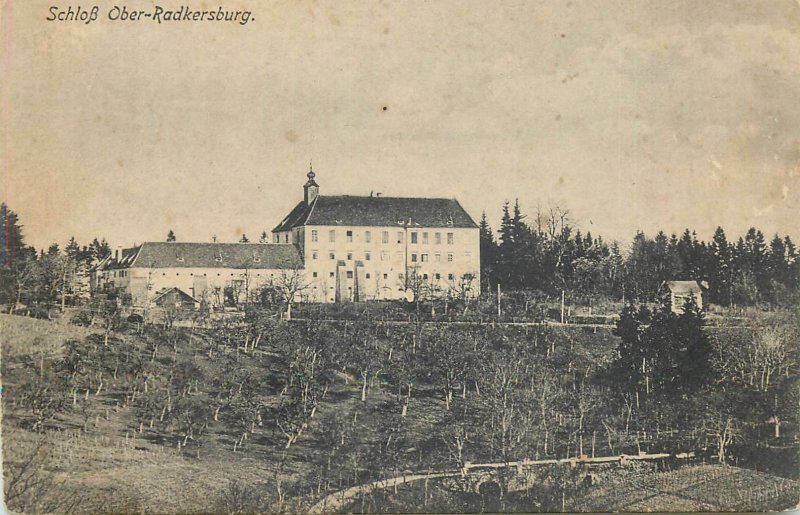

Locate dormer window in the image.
[253,253,261,263]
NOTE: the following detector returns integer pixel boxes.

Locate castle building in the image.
[92,169,480,307]
[92,242,301,308]
[272,170,480,302]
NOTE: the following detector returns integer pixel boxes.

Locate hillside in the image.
[2,310,797,513]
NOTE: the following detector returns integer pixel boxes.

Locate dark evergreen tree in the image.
[166,230,177,242]
[478,212,498,291]
[0,203,37,306]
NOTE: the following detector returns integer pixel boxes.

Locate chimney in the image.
[303,166,319,205]
[115,245,122,262]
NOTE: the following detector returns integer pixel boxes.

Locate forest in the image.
[479,201,799,307]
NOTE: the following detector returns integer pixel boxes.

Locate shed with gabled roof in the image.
[660,280,707,314]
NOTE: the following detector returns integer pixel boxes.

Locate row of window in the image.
[310,229,455,245]
[158,272,275,277]
[310,271,460,281]
[310,250,473,262]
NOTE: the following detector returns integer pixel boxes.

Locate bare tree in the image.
[3,432,85,513]
[274,258,311,318]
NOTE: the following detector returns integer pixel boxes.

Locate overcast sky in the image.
[3,0,799,251]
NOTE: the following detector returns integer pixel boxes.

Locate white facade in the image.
[272,171,481,303]
[299,225,479,302]
[95,265,292,307]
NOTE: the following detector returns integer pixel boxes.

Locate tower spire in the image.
[304,161,319,205]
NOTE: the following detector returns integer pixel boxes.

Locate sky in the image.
[2,0,799,251]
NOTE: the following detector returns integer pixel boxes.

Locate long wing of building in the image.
[92,242,301,307]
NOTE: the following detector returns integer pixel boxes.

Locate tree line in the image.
[3,199,798,314]
[479,200,799,306]
[1,203,111,315]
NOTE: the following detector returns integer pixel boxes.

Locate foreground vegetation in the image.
[2,297,797,513]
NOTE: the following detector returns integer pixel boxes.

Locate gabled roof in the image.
[664,280,704,295]
[272,195,478,232]
[100,242,302,270]
[272,200,315,233]
[151,287,198,305]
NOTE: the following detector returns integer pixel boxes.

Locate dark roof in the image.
[272,195,478,232]
[102,242,302,270]
[664,281,704,295]
[151,287,198,305]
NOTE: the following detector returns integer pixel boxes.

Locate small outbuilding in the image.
[660,280,707,314]
[151,287,198,310]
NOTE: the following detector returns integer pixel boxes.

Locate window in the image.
[411,253,418,262]
[330,272,335,278]
[422,232,429,244]
[365,252,371,261]
[382,231,389,244]
[285,234,289,243]
[366,273,371,279]
[383,273,388,280]
[448,273,455,281]
[435,253,441,262]
[365,231,371,243]
[312,251,318,260]
[435,232,441,245]
[346,271,353,279]
[311,230,318,242]
[274,234,279,243]
[423,273,428,280]
[447,253,454,262]
[421,253,428,262]
[312,272,318,278]
[329,230,336,242]
[435,273,441,280]
[346,230,353,242]
[447,232,454,244]
[347,252,353,261]
[411,232,418,244]
[397,232,404,244]
[329,252,335,260]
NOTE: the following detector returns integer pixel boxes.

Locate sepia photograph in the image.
[1,0,799,512]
